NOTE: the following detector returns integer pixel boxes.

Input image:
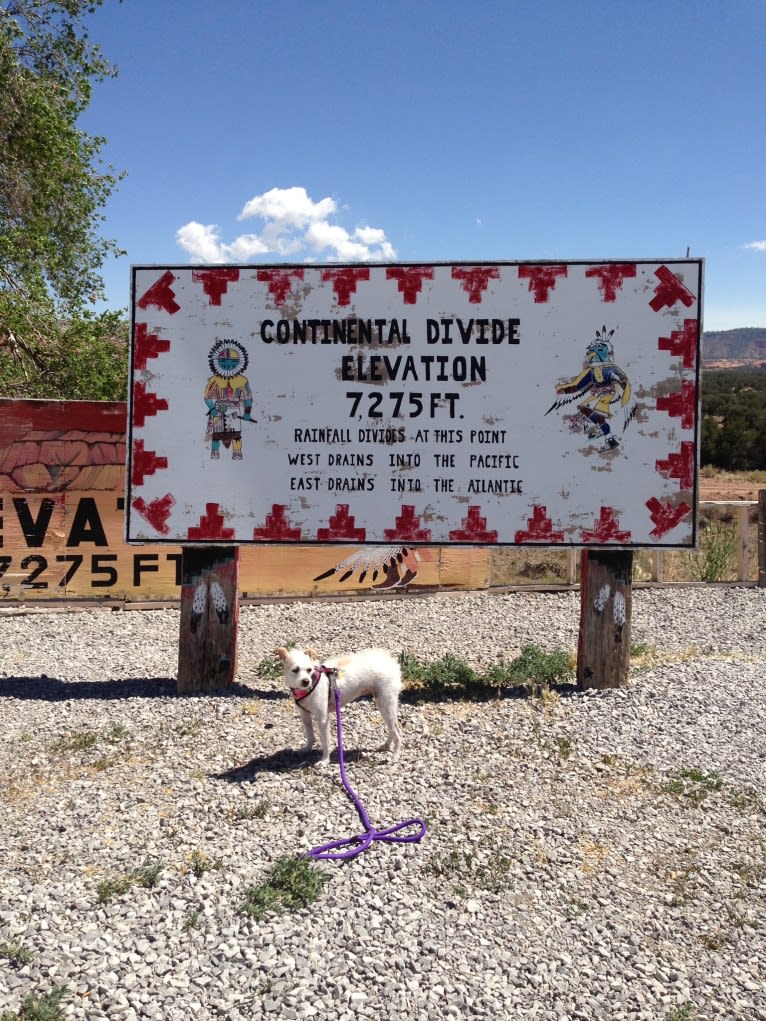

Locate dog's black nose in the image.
[302,679,310,688]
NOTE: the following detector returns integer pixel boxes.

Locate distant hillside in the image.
[702,327,766,365]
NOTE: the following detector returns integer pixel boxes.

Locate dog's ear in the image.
[305,646,318,660]
[276,647,289,662]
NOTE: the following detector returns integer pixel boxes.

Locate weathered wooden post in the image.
[177,546,240,693]
[735,503,750,582]
[759,490,766,587]
[577,549,634,690]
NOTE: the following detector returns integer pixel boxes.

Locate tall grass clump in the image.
[685,523,737,582]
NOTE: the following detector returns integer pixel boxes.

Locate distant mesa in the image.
[702,327,766,368]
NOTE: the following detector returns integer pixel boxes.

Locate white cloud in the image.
[305,221,371,261]
[238,186,336,227]
[176,186,396,263]
[176,222,270,262]
[225,233,271,260]
[354,225,386,245]
[744,240,766,251]
[176,222,226,262]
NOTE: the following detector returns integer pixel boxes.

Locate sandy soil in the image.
[699,479,764,502]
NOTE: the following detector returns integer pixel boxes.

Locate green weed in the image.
[664,1003,697,1021]
[725,900,747,929]
[730,860,765,887]
[684,523,736,582]
[257,642,296,680]
[422,654,480,692]
[173,722,202,737]
[182,909,202,930]
[0,939,33,967]
[426,846,514,894]
[562,894,589,920]
[552,736,573,760]
[505,645,574,692]
[241,855,328,920]
[600,754,655,787]
[51,724,129,755]
[104,724,129,743]
[630,641,653,657]
[96,859,164,903]
[400,644,574,700]
[234,800,270,821]
[670,864,700,906]
[662,768,723,806]
[0,985,68,1021]
[400,651,493,698]
[51,731,98,753]
[187,850,222,877]
[727,784,765,815]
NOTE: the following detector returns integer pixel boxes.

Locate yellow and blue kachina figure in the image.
[204,339,254,460]
[546,326,635,452]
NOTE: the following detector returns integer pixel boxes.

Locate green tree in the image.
[700,369,766,471]
[0,0,126,400]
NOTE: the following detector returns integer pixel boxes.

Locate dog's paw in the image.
[316,758,331,769]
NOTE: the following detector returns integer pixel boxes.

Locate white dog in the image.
[276,646,402,766]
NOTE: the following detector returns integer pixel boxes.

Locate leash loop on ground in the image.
[306,684,426,862]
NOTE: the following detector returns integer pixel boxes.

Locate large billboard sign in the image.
[127,260,702,547]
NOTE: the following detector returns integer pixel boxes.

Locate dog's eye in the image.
[291,666,300,674]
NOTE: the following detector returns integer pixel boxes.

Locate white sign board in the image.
[127,260,702,547]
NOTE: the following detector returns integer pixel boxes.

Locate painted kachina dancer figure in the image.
[546,326,636,452]
[204,339,254,460]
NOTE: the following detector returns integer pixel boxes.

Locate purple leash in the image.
[306,684,427,862]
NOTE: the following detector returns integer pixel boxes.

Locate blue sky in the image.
[80,0,766,331]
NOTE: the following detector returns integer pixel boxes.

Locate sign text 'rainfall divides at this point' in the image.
[127,261,702,548]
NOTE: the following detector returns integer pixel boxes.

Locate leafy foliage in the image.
[241,856,329,920]
[0,0,126,399]
[0,985,68,1021]
[504,644,574,689]
[400,645,574,699]
[701,368,766,470]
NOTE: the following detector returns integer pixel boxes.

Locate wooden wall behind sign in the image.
[0,400,489,601]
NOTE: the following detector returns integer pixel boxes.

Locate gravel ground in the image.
[1,587,765,1021]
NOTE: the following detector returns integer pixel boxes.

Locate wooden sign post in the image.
[759,490,766,587]
[177,547,239,693]
[577,549,634,690]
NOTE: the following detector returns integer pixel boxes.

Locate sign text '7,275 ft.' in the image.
[127,261,702,548]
